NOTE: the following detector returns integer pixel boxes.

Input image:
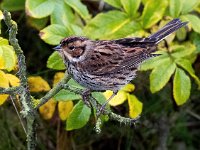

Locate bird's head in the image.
[54,36,91,62]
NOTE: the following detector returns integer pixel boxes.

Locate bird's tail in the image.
[148,18,188,44]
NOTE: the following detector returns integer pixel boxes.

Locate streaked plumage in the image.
[54,18,188,92]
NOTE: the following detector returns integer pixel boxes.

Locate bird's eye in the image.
[69,46,75,50]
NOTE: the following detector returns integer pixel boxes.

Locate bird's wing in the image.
[78,39,156,75]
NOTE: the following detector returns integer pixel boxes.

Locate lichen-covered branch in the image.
[0,86,20,94]
[3,10,36,150]
[36,73,71,109]
[62,82,138,125]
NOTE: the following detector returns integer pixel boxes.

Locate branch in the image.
[3,10,36,150]
[0,86,20,94]
[62,83,138,125]
[36,72,71,109]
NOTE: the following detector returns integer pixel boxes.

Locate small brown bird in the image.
[54,18,187,108]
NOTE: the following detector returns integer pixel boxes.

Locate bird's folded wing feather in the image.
[79,39,156,75]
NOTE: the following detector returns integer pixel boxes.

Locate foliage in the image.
[0,1,200,149]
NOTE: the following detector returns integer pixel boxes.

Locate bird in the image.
[54,18,188,110]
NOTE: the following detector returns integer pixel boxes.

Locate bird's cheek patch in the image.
[72,48,84,58]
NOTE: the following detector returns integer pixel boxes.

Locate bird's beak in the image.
[53,44,61,51]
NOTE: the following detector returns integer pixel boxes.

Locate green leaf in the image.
[67,101,91,130]
[120,0,141,17]
[181,14,200,34]
[92,92,107,105]
[142,0,168,28]
[27,17,48,30]
[139,54,169,71]
[0,45,16,71]
[181,0,200,14]
[0,37,9,45]
[40,24,70,45]
[176,59,200,88]
[64,0,91,21]
[1,0,25,11]
[50,1,75,26]
[84,11,141,39]
[54,89,81,101]
[47,51,65,70]
[67,79,85,89]
[192,33,200,52]
[173,68,191,105]
[171,45,196,58]
[26,0,55,18]
[104,0,122,8]
[128,94,143,119]
[169,0,182,17]
[150,60,176,93]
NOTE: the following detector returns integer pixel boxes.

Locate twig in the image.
[0,86,20,94]
[35,73,71,109]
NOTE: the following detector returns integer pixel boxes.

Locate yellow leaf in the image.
[0,56,5,69]
[128,94,143,119]
[0,94,9,105]
[39,99,57,120]
[121,83,135,92]
[28,76,50,92]
[0,70,9,88]
[53,72,65,86]
[103,90,127,106]
[6,74,20,87]
[58,101,73,121]
[0,10,3,20]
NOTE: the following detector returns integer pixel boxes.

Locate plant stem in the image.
[3,10,36,150]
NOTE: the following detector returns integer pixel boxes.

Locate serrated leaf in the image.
[0,45,16,71]
[176,59,200,88]
[104,0,122,8]
[64,0,91,21]
[47,51,65,70]
[54,89,81,101]
[150,60,176,93]
[51,1,75,26]
[40,24,71,45]
[66,100,91,130]
[142,0,168,28]
[181,0,200,14]
[120,0,141,17]
[128,94,143,119]
[1,0,25,11]
[28,76,50,92]
[182,14,200,34]
[103,90,127,106]
[84,11,141,39]
[169,0,182,17]
[58,101,73,121]
[173,68,191,105]
[171,45,195,58]
[39,98,57,120]
[139,54,169,71]
[25,0,55,18]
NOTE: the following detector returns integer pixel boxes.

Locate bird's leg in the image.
[97,91,117,117]
[81,89,92,107]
